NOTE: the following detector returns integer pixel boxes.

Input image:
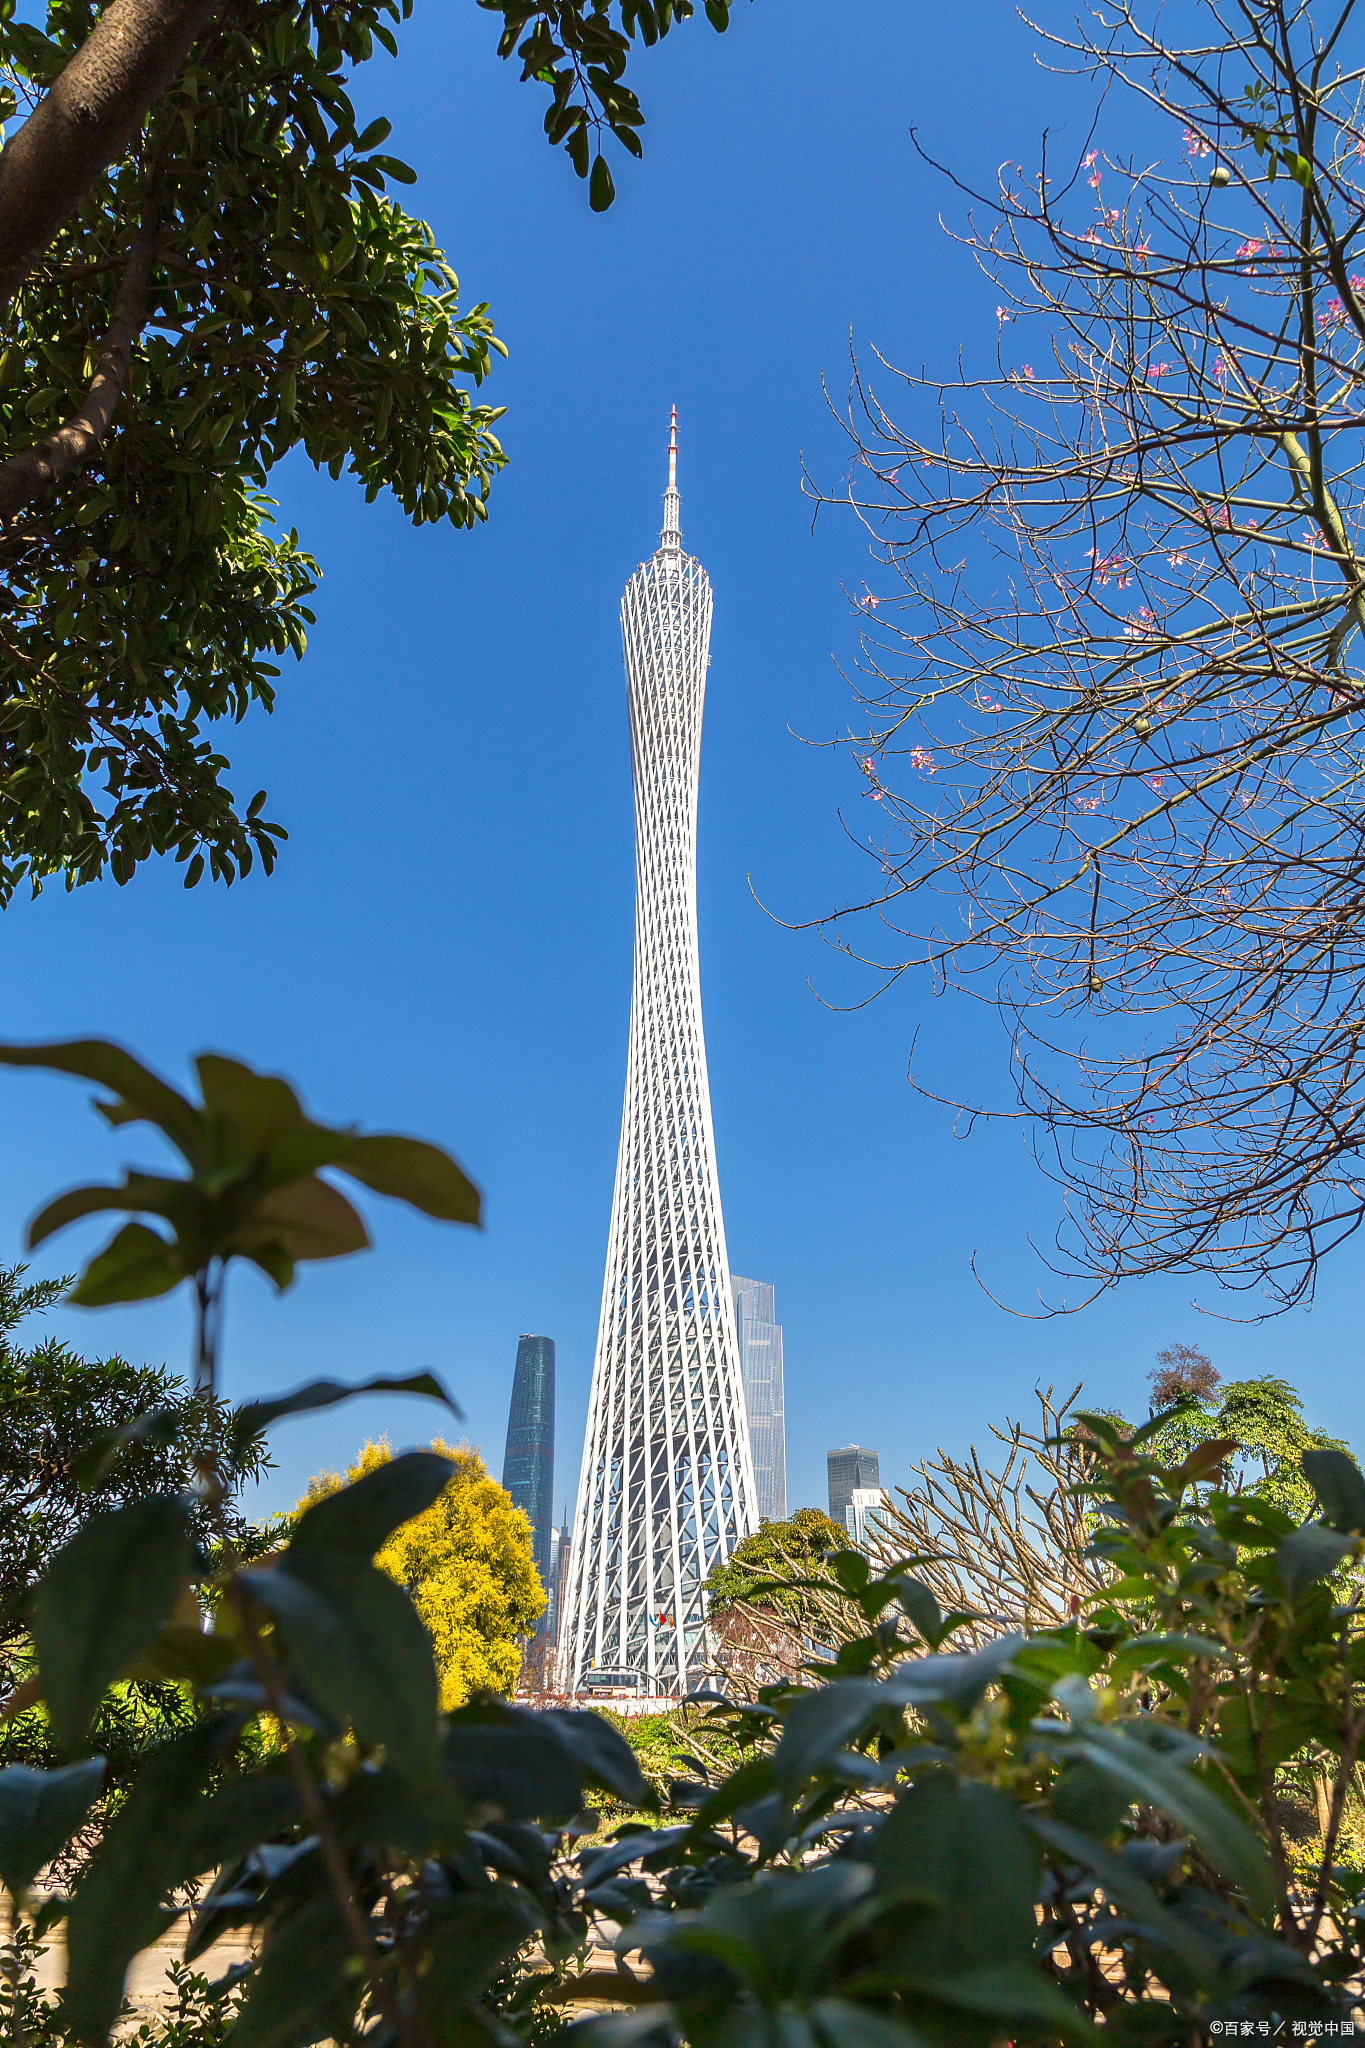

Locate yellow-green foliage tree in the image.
[296,1438,544,1706]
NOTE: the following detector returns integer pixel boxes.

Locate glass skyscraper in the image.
[502,1334,555,1627]
[729,1276,786,1525]
[827,1444,879,1529]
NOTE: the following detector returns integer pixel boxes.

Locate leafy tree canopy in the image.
[702,1506,844,1622]
[0,1258,267,1684]
[1133,1352,1347,1524]
[296,1435,543,1704]
[0,0,746,903]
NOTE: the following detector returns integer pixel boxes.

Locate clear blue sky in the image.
[1,1,1359,1525]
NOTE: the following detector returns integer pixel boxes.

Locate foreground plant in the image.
[2,1040,1364,2043]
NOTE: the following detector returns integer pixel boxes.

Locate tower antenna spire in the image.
[660,404,681,551]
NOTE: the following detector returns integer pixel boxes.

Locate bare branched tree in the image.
[802,0,1365,1311]
[868,1383,1111,1639]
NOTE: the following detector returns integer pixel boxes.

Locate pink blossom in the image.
[1088,170,1102,189]
[1303,528,1325,550]
[858,589,880,611]
[860,755,878,777]
[1236,238,1263,261]
[1022,364,1035,379]
[1147,361,1173,379]
[1317,296,1347,332]
[1104,207,1121,226]
[1083,151,1098,168]
[1147,776,1166,793]
[1132,239,1151,265]
[996,305,1009,323]
[909,747,936,774]
[1123,606,1157,638]
[1357,136,1365,162]
[1167,550,1187,567]
[1245,518,1259,530]
[1183,126,1212,158]
[1216,885,1232,902]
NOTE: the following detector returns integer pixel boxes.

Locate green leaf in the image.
[1067,1727,1273,1919]
[442,1706,585,1818]
[423,1888,543,2004]
[232,1896,358,2048]
[64,1718,231,2038]
[0,1759,105,1892]
[1028,1813,1214,1982]
[543,1709,651,1805]
[289,1449,455,1556]
[892,1576,944,1647]
[230,1371,462,1459]
[31,1495,191,1748]
[244,1552,439,1780]
[0,1040,204,1162]
[1302,1449,1365,1534]
[1276,1522,1354,1599]
[367,152,417,183]
[66,1221,185,1306]
[870,1774,1041,1975]
[589,154,615,211]
[328,1130,480,1224]
[809,2002,931,2048]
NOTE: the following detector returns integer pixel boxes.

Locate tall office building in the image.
[501,1334,555,1627]
[561,415,757,1695]
[730,1276,786,1524]
[828,1444,880,1529]
[845,1486,893,1553]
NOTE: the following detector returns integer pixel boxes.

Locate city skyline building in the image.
[827,1444,880,1529]
[561,414,758,1695]
[730,1275,786,1525]
[845,1485,893,1553]
[501,1334,555,1632]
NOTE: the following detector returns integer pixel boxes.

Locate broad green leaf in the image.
[32,1495,191,1747]
[422,1887,543,2004]
[904,1962,1095,2037]
[0,1759,105,1891]
[27,1172,195,1248]
[1302,1449,1365,1534]
[244,1552,438,1780]
[543,1708,651,1805]
[869,1774,1040,1975]
[231,1895,358,2048]
[442,1706,585,1818]
[590,154,616,210]
[64,1718,230,2038]
[1028,1813,1214,1982]
[329,1130,481,1223]
[0,1040,204,1162]
[289,1448,455,1557]
[809,2001,932,2048]
[229,1174,369,1274]
[67,1222,185,1306]
[230,1370,461,1458]
[1276,1523,1354,1599]
[1067,1727,1274,1919]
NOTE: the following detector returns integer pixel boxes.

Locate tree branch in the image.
[0,233,154,520]
[0,0,220,308]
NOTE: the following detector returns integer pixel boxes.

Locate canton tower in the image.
[561,413,757,1695]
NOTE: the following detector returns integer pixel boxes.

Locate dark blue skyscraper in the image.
[502,1335,555,1626]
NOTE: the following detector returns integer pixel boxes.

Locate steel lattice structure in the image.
[562,414,757,1696]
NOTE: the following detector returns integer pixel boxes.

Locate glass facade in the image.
[730,1276,787,1525]
[501,1335,555,1629]
[827,1444,879,1529]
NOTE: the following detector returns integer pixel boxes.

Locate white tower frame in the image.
[562,414,757,1696]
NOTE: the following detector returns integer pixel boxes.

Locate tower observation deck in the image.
[561,413,757,1694]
